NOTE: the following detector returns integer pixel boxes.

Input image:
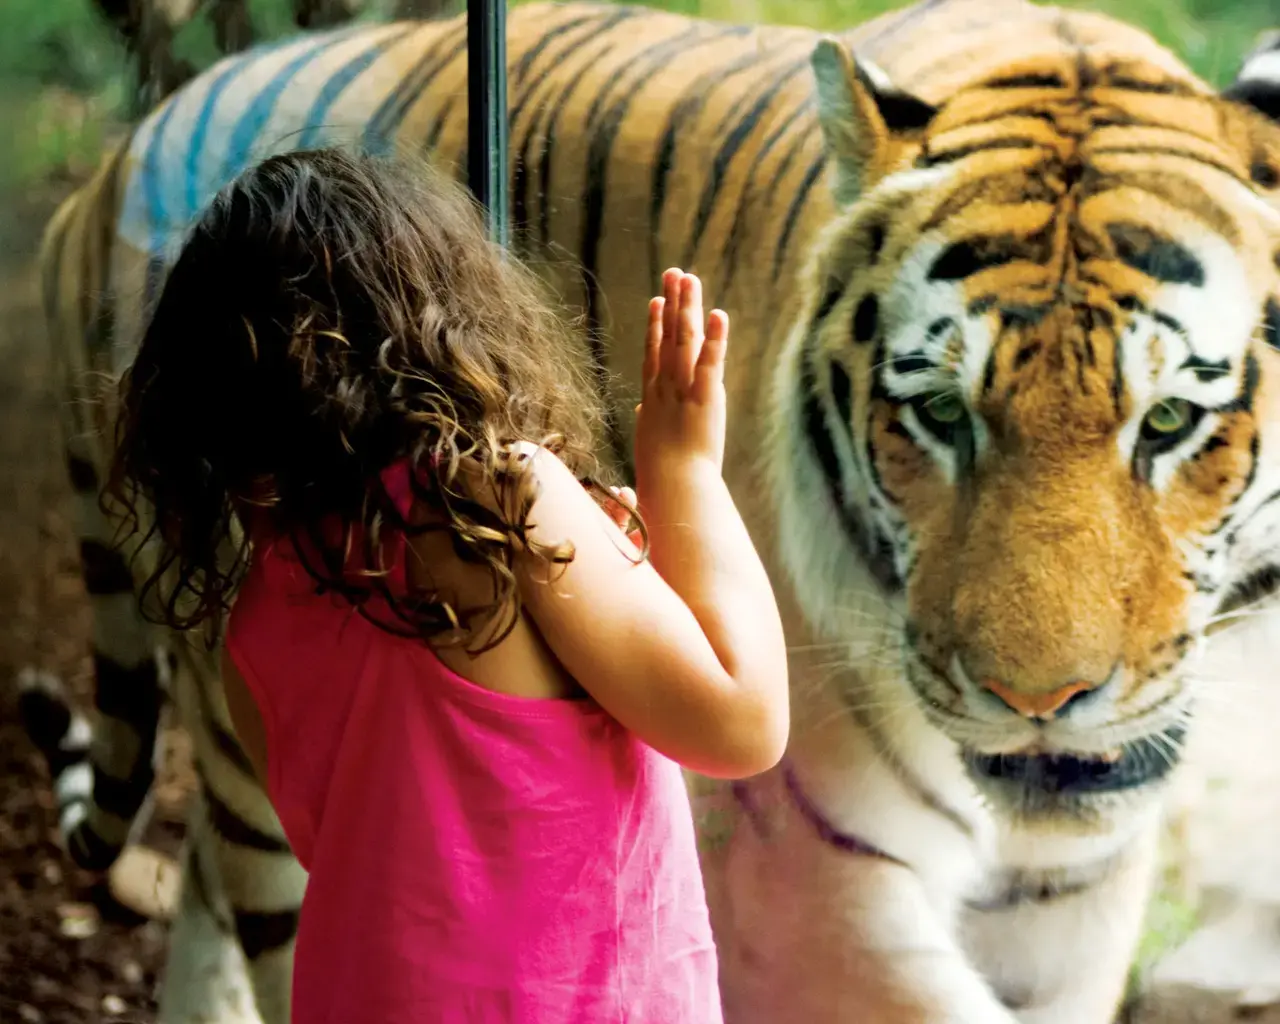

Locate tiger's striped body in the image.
[28,2,1280,1021]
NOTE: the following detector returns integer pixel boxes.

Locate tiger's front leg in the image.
[963,824,1160,1024]
[694,765,1020,1024]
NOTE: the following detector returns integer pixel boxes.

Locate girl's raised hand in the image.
[634,269,729,492]
[511,266,786,780]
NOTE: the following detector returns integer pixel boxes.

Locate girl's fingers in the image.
[675,273,705,392]
[662,268,682,340]
[647,268,723,400]
[691,308,729,403]
[643,297,664,389]
[658,268,683,383]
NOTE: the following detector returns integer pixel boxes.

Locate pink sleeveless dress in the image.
[224,462,724,1024]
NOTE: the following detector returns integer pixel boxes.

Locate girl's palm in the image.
[634,269,729,487]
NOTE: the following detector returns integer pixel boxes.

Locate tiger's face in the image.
[775,39,1280,817]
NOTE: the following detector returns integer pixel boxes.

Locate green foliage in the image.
[0,0,123,92]
[0,89,119,192]
[0,0,124,190]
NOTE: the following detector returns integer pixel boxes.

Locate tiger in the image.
[22,0,1280,1021]
[27,127,303,1023]
[1232,29,1280,123]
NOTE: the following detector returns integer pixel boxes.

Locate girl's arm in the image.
[517,270,788,780]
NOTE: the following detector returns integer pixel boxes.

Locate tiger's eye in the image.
[922,393,964,424]
[908,390,973,455]
[1143,398,1192,435]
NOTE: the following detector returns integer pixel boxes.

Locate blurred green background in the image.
[0,0,1273,193]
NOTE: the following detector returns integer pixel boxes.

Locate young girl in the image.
[108,148,788,1023]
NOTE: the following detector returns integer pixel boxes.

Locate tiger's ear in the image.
[1221,31,1280,201]
[1223,31,1280,123]
[811,37,937,206]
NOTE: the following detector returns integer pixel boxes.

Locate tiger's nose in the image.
[979,676,1105,720]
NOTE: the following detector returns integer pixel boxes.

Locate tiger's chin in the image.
[960,725,1188,817]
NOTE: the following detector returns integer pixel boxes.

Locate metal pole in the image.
[467,0,509,247]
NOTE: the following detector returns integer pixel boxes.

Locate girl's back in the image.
[226,461,720,1023]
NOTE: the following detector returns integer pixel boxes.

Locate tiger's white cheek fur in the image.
[768,317,889,642]
[768,295,999,878]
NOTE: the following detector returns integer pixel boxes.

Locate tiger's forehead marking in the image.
[880,236,995,398]
[860,152,1271,431]
[816,49,1280,436]
[874,217,1260,423]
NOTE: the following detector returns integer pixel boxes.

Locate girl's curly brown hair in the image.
[107,147,620,652]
